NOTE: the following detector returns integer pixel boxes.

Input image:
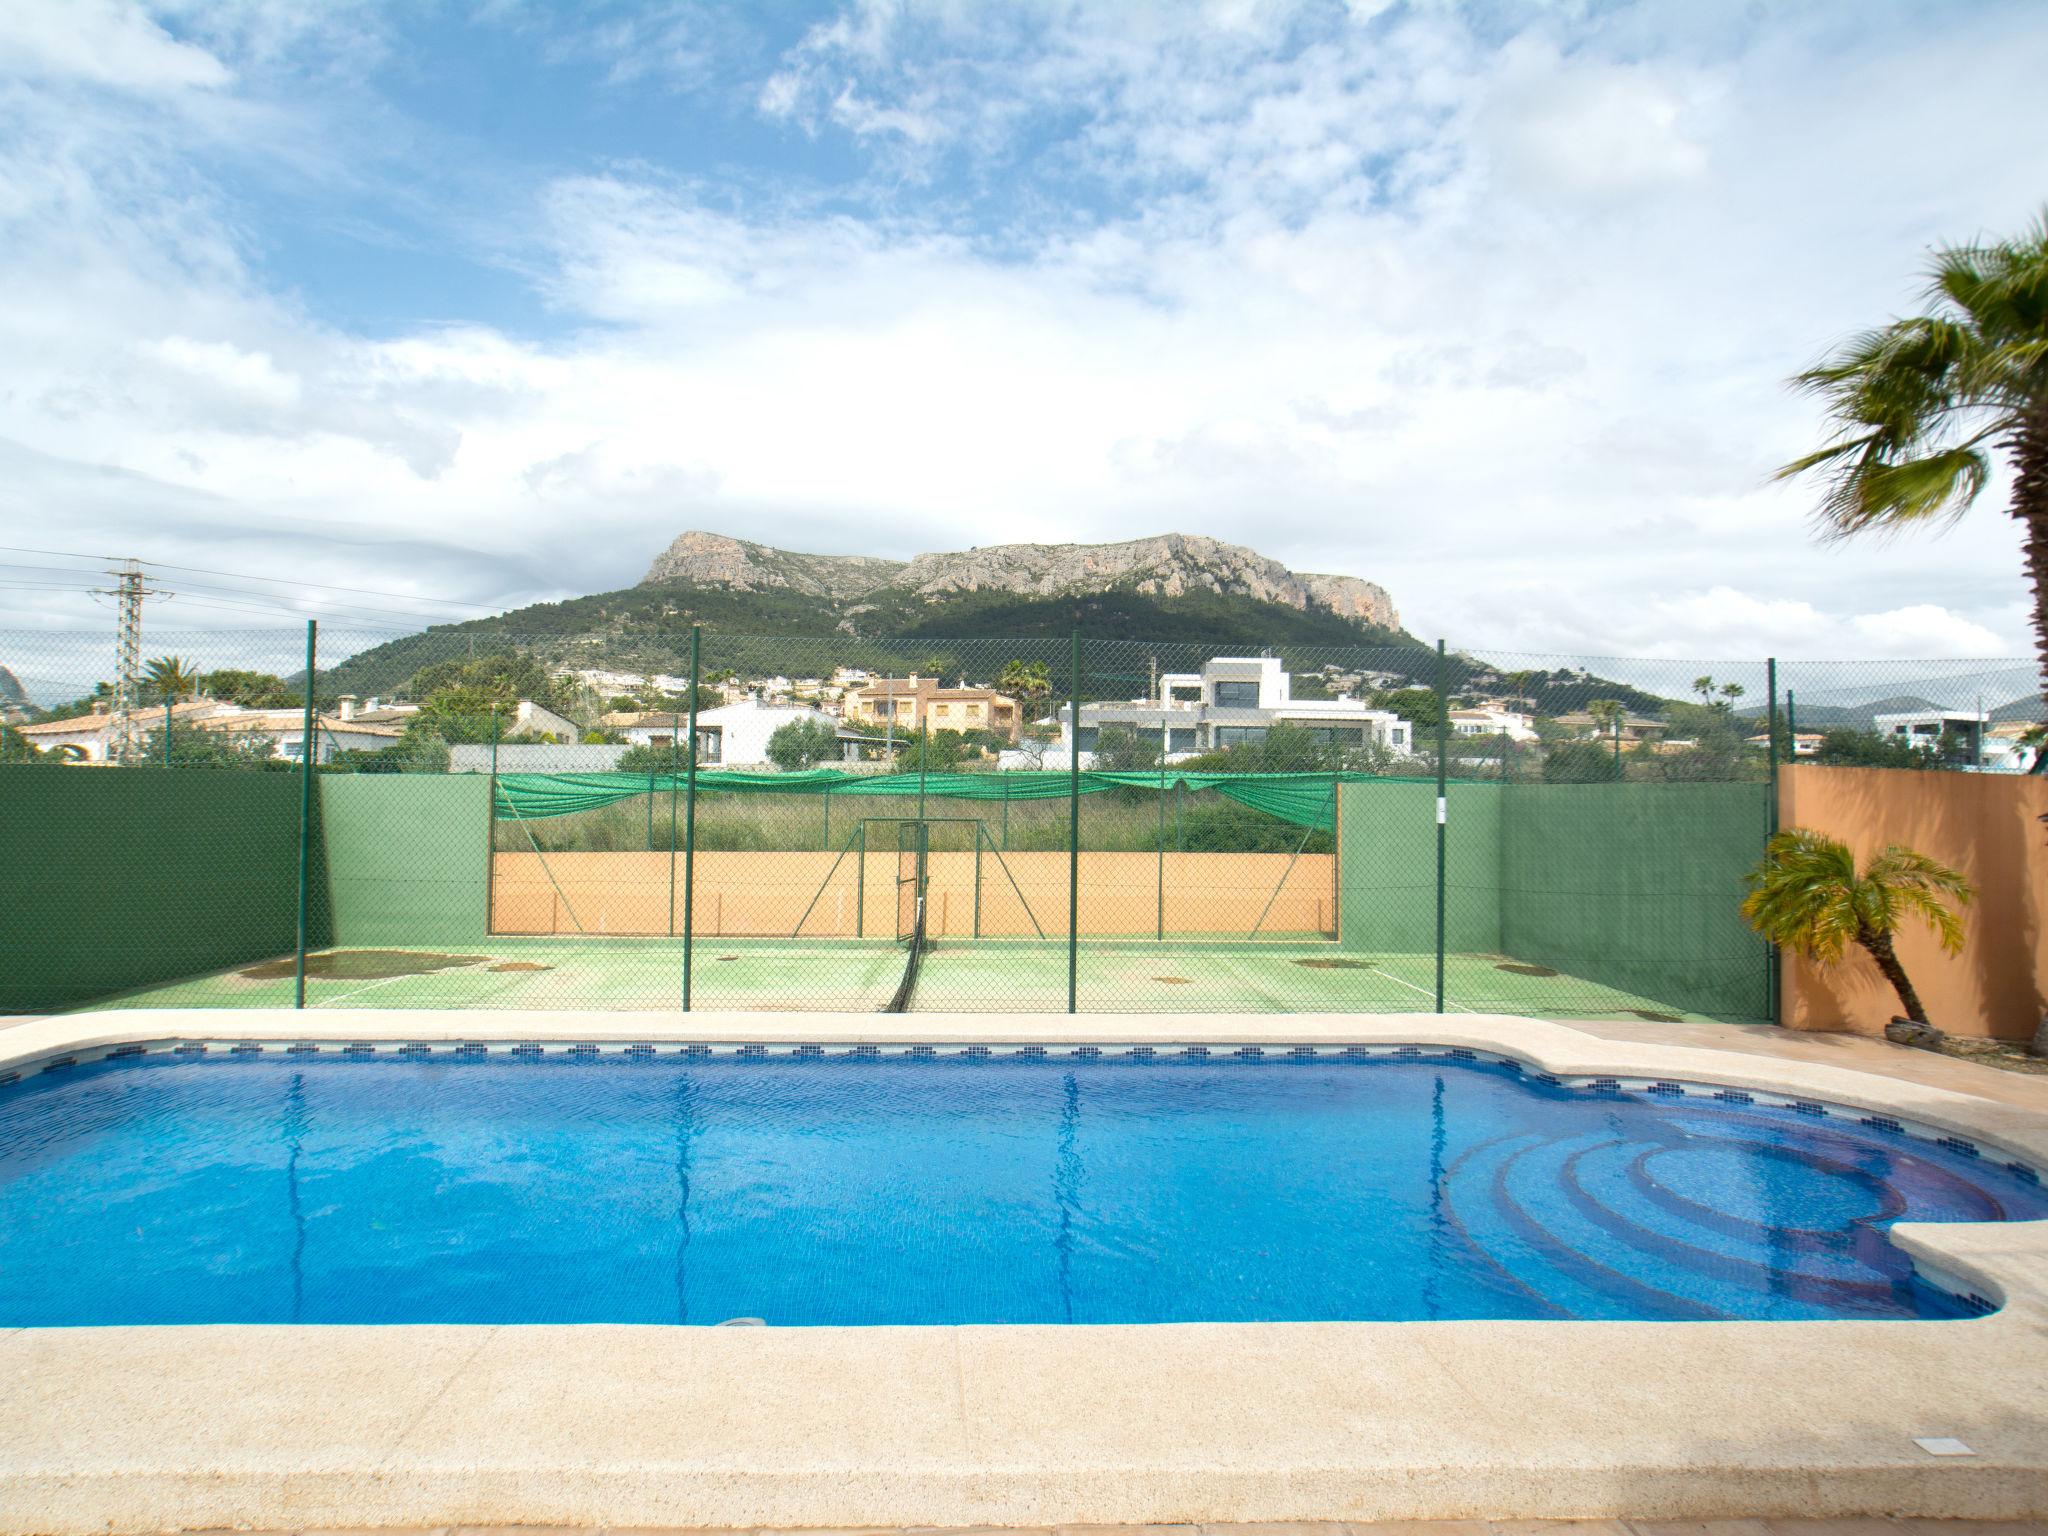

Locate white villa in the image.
[1449,706,1539,743]
[605,698,842,768]
[1029,656,1414,769]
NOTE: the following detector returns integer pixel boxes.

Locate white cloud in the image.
[0,0,229,93]
[0,0,2044,680]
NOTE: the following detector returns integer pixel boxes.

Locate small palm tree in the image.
[998,659,1053,709]
[144,655,199,704]
[1778,209,2048,723]
[1741,829,1972,1026]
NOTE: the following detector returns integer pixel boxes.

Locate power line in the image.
[0,544,504,614]
[0,576,428,630]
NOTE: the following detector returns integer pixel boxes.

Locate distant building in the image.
[1552,710,1667,744]
[1743,730,1824,758]
[606,699,842,767]
[11,697,407,764]
[1873,708,1987,761]
[841,676,1023,744]
[1449,706,1538,743]
[1056,656,1413,764]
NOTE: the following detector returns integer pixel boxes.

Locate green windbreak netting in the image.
[492,769,1419,833]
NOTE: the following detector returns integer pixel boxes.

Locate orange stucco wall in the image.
[1779,764,2048,1039]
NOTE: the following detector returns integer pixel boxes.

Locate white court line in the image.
[311,968,462,1009]
[1365,961,1479,1014]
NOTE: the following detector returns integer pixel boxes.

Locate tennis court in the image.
[83,938,1708,1020]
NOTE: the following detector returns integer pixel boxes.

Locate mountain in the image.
[322,532,1419,698]
[640,531,1401,629]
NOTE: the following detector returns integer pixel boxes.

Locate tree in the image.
[1741,830,1971,1026]
[138,726,280,769]
[202,669,296,708]
[1542,740,1623,783]
[323,731,450,774]
[766,717,841,771]
[997,659,1053,716]
[1371,686,1442,730]
[144,656,200,704]
[1093,724,1163,773]
[1778,209,2048,728]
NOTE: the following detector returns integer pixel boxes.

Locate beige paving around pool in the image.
[2,1010,2047,1534]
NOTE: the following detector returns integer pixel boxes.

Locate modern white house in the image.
[606,698,841,768]
[1872,708,1987,761]
[1028,656,1414,769]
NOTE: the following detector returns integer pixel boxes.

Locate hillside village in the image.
[6,643,2039,777]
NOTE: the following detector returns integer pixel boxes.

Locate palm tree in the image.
[1740,829,1972,1026]
[1778,209,2048,723]
[144,655,199,704]
[997,659,1053,713]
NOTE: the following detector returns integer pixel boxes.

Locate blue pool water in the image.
[1,1050,2042,1326]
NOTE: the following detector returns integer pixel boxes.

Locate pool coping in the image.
[1,1008,2046,1531]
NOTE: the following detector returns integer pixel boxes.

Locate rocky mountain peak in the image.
[640,530,1399,630]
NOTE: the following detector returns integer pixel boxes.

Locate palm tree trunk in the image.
[1860,928,1929,1024]
[2016,409,2048,765]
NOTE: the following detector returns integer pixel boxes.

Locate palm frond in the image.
[1741,830,1861,964]
[1863,844,1972,956]
[1814,445,1990,538]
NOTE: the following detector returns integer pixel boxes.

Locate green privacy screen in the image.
[1338,778,1770,1021]
[1335,780,1500,954]
[315,776,489,948]
[1500,781,1770,1022]
[0,771,303,1013]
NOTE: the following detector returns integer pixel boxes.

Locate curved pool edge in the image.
[1,1007,2046,1531]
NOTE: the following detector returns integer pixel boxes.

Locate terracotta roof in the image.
[15,699,229,736]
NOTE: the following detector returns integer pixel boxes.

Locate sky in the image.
[2,0,2046,673]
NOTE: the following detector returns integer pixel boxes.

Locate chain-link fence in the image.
[1,622,2040,1018]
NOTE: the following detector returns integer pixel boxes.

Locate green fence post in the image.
[682,625,701,1011]
[1156,736,1167,942]
[667,712,680,936]
[1766,656,1780,1026]
[293,619,317,1009]
[484,706,500,934]
[1434,637,1448,1015]
[1068,628,1081,1015]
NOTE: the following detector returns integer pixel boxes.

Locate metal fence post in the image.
[1766,656,1780,1026]
[293,620,317,1009]
[682,625,701,1011]
[1156,736,1167,942]
[1434,637,1448,1015]
[667,709,680,936]
[484,706,500,935]
[1068,628,1081,1014]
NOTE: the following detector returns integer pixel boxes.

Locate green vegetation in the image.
[143,655,200,704]
[1543,740,1621,783]
[766,717,841,771]
[1777,206,2048,732]
[136,727,288,770]
[1741,829,1972,1026]
[496,785,1333,856]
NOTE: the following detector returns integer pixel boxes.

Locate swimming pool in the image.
[1,1043,2041,1326]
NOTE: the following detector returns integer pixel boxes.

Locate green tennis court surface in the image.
[81,940,1709,1021]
